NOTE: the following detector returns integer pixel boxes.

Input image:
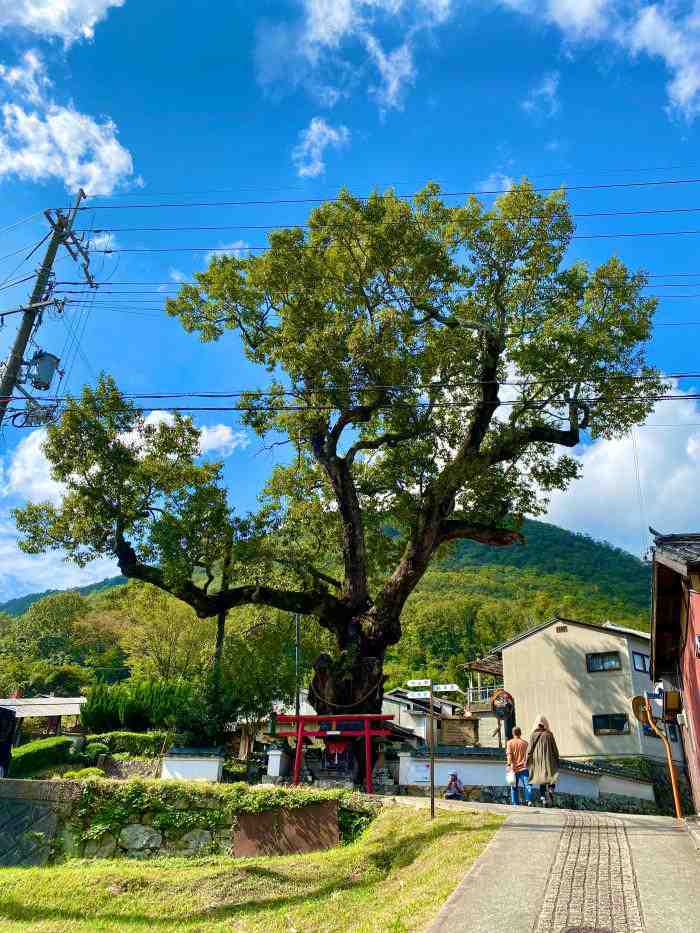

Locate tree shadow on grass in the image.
[0,816,504,929]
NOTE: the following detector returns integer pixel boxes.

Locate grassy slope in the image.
[0,807,502,933]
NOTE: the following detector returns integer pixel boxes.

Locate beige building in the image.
[469,616,684,764]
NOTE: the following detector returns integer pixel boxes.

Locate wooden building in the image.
[651,532,700,812]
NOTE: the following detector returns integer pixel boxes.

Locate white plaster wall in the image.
[598,773,655,802]
[161,756,223,782]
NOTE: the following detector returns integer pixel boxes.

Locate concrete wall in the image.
[503,622,684,763]
[598,772,655,803]
[398,753,602,799]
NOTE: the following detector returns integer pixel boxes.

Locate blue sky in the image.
[2,0,700,599]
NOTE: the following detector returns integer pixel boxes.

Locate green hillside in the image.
[0,576,127,617]
[444,519,650,613]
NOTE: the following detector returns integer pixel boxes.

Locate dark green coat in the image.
[526,728,560,785]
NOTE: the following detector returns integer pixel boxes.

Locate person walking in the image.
[526,715,560,807]
[505,726,530,805]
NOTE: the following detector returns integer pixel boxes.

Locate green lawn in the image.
[0,805,503,933]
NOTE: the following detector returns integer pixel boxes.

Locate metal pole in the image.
[429,681,435,820]
[294,613,301,718]
[0,192,85,427]
[644,697,683,821]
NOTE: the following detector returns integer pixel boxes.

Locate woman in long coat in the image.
[526,715,560,806]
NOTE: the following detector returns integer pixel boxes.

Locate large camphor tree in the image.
[14,182,663,715]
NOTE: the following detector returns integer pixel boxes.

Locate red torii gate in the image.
[273,713,394,794]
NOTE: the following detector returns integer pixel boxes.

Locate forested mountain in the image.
[443,519,649,612]
[0,521,650,697]
[0,576,127,617]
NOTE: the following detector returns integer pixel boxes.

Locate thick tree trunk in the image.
[308,607,399,715]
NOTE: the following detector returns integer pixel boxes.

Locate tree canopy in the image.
[14,181,663,711]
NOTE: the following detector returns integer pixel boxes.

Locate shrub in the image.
[82,742,110,763]
[62,767,105,780]
[81,680,195,733]
[8,736,73,778]
[85,731,171,757]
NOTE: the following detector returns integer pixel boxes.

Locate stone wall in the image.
[0,779,350,863]
[402,783,661,815]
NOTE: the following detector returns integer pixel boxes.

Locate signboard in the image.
[407,679,431,688]
[433,683,461,693]
[407,691,431,700]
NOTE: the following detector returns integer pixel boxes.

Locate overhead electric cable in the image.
[65,176,700,211]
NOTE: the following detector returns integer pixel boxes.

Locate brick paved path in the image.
[533,812,645,933]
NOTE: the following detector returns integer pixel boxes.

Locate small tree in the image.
[15,182,663,713]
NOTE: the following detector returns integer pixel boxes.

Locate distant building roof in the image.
[0,696,85,718]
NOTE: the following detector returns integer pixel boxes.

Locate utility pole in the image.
[0,190,91,428]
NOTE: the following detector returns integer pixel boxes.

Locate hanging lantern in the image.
[29,352,61,391]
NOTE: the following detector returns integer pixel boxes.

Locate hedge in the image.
[85,732,171,757]
[8,736,74,778]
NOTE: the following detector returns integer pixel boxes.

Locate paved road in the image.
[388,798,698,933]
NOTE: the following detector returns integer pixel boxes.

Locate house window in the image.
[632,651,651,674]
[587,651,622,673]
[593,713,630,735]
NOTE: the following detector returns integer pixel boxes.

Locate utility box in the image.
[29,352,60,391]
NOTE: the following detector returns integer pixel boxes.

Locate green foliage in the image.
[0,577,126,618]
[82,742,110,764]
[71,778,379,846]
[12,183,663,644]
[62,767,105,780]
[80,680,195,733]
[8,736,73,778]
[85,731,170,757]
[443,518,650,613]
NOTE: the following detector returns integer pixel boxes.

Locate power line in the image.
[87,227,700,255]
[66,176,700,212]
[78,206,700,235]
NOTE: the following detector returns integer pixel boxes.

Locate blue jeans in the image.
[510,769,530,805]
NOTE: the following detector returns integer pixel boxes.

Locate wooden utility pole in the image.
[429,681,435,820]
[0,190,89,428]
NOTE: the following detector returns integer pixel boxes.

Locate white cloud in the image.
[522,70,560,118]
[0,0,125,44]
[546,384,700,556]
[478,171,515,193]
[204,240,250,266]
[499,1,700,120]
[0,51,135,195]
[0,519,119,602]
[258,0,450,112]
[199,425,250,457]
[1,429,64,504]
[292,117,350,177]
[169,268,187,284]
[364,35,415,110]
[89,231,117,251]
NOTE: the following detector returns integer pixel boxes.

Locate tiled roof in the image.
[653,532,700,568]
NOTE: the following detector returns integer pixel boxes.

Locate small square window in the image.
[593,713,629,735]
[632,652,651,674]
[587,652,622,673]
